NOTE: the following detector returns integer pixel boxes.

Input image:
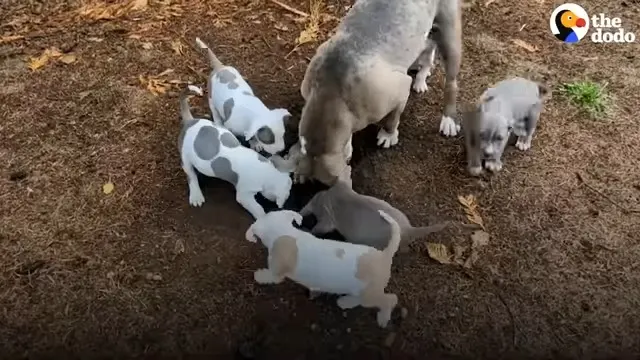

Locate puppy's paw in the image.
[189,190,205,207]
[376,310,392,328]
[484,159,503,173]
[412,78,429,93]
[439,116,460,137]
[254,269,281,284]
[516,137,532,151]
[376,128,399,148]
[468,166,484,177]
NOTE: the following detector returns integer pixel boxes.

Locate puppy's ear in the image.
[537,83,551,100]
[292,212,303,226]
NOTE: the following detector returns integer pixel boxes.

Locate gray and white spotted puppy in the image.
[178,85,292,220]
[195,37,291,155]
[463,77,550,176]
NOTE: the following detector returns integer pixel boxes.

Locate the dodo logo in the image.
[550,3,636,44]
[550,3,589,43]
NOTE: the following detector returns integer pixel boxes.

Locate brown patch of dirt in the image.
[1,0,640,358]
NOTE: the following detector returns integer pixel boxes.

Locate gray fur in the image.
[242,90,254,96]
[297,0,462,185]
[223,98,235,122]
[464,77,547,175]
[193,126,221,160]
[256,126,275,145]
[211,157,238,186]
[299,181,474,252]
[178,119,198,151]
[220,132,241,148]
[217,69,240,90]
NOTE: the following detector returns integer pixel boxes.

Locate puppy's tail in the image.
[402,222,451,244]
[378,210,402,259]
[180,84,204,125]
[403,222,483,245]
[195,37,224,72]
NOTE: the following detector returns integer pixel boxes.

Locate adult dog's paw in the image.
[516,137,532,151]
[468,166,484,176]
[376,128,399,148]
[189,190,205,207]
[412,79,429,93]
[439,116,460,137]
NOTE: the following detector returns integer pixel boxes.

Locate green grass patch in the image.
[559,80,610,119]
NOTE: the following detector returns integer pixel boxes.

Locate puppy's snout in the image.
[483,148,494,157]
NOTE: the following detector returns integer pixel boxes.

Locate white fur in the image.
[246,210,401,328]
[439,115,460,137]
[209,66,289,155]
[180,119,292,219]
[376,128,399,148]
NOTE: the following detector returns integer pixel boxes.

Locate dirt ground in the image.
[2,0,640,358]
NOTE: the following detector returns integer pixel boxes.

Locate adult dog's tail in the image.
[195,37,224,72]
[180,85,204,125]
[379,210,402,259]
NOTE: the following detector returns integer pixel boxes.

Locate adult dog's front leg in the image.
[435,3,462,137]
[376,73,412,148]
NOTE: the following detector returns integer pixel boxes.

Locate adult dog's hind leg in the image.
[434,2,462,137]
[376,72,412,148]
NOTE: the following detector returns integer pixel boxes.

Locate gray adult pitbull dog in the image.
[296,0,462,185]
[299,180,478,253]
[463,77,550,176]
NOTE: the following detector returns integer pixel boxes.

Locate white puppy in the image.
[178,85,293,219]
[245,209,402,328]
[195,37,291,155]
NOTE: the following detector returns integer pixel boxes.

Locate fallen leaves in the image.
[0,35,25,44]
[296,0,324,45]
[511,39,538,52]
[426,195,492,268]
[458,194,485,230]
[138,69,182,96]
[27,47,78,70]
[426,242,452,264]
[78,0,149,21]
[170,40,185,55]
[102,182,115,194]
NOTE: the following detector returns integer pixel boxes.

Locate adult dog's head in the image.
[297,93,352,186]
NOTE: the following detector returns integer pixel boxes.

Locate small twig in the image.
[576,172,640,214]
[270,0,309,17]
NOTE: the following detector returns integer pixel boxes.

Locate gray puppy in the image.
[299,180,474,253]
[463,77,550,176]
[296,0,462,185]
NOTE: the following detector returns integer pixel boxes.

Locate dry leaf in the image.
[27,47,63,71]
[457,194,485,229]
[511,39,538,52]
[295,0,323,45]
[296,28,317,45]
[170,40,184,55]
[174,238,185,254]
[426,243,452,264]
[102,182,114,194]
[129,0,148,11]
[0,35,24,44]
[471,230,490,248]
[59,54,77,64]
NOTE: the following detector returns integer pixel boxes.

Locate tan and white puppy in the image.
[295,0,462,185]
[245,209,402,328]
